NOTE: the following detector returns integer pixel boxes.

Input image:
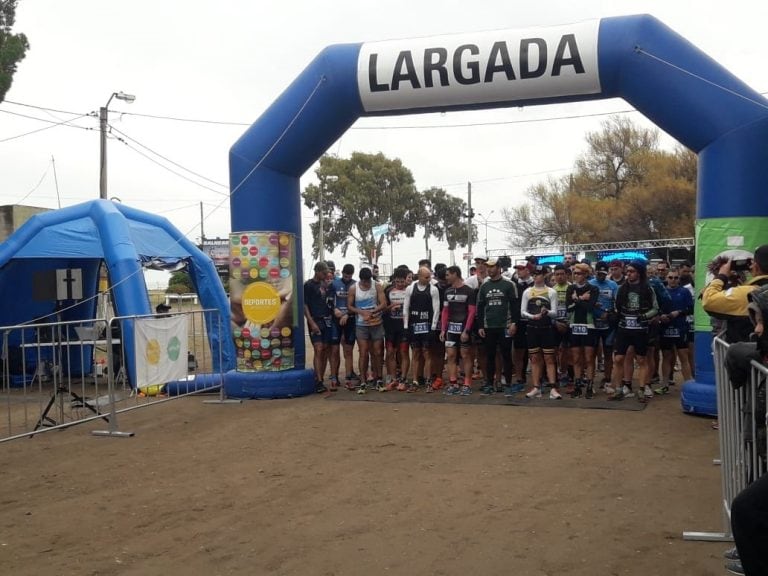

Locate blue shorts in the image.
[332,318,356,346]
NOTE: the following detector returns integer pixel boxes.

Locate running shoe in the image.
[385,380,399,391]
[603,384,616,395]
[642,385,654,400]
[621,384,635,398]
[376,380,386,392]
[443,384,460,396]
[724,547,740,561]
[406,381,419,393]
[315,381,328,394]
[653,385,670,396]
[480,384,494,396]
[585,383,594,400]
[549,388,562,400]
[608,388,625,401]
[396,381,407,392]
[525,387,542,399]
[725,560,745,575]
[459,385,472,396]
[329,376,339,392]
[356,382,367,395]
[570,384,583,399]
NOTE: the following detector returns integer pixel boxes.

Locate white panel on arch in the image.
[358,20,601,113]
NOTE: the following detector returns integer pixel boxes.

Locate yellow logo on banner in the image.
[242,282,281,324]
[145,339,161,365]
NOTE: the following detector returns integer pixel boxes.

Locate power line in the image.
[2,99,88,116]
[0,110,93,143]
[112,135,230,197]
[13,160,51,205]
[109,125,228,189]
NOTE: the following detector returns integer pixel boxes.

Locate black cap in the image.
[156,303,171,313]
[595,260,609,273]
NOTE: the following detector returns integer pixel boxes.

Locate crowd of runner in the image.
[303,254,696,402]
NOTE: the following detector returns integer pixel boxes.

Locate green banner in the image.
[694,217,768,331]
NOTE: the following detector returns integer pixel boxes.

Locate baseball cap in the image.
[533,265,549,275]
[486,257,499,267]
[628,259,647,274]
[595,261,609,273]
[474,254,489,262]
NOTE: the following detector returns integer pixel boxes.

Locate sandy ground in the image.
[0,381,733,576]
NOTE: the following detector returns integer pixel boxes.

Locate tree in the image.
[167,271,193,294]
[504,117,696,248]
[573,116,658,200]
[302,152,422,262]
[0,1,29,102]
[417,187,472,258]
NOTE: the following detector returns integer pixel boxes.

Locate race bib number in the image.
[447,322,464,334]
[663,327,680,338]
[413,322,429,335]
[323,316,333,328]
[624,316,640,329]
[557,308,567,319]
[571,324,588,336]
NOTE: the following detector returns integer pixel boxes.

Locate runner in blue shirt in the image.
[655,267,694,394]
[589,261,619,391]
[330,264,358,390]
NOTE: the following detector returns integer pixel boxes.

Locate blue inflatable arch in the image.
[228,14,768,411]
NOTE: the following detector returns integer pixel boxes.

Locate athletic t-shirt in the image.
[477,277,519,329]
[303,278,331,319]
[332,277,355,314]
[522,286,557,327]
[354,282,382,326]
[407,283,436,333]
[384,285,407,331]
[444,284,476,324]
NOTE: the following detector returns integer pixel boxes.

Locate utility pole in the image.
[200,202,205,244]
[99,91,135,200]
[467,181,473,276]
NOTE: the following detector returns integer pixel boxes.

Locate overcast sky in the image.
[3,0,768,285]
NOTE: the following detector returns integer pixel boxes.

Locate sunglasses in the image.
[667,276,679,279]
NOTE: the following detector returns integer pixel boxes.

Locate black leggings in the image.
[483,328,512,384]
[732,473,768,575]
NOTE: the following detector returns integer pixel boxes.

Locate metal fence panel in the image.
[1,309,228,443]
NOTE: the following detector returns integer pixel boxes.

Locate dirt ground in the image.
[0,381,733,576]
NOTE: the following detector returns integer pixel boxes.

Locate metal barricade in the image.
[0,308,232,443]
[684,337,768,541]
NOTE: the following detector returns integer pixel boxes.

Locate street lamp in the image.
[100,91,136,199]
[478,210,495,253]
[318,175,338,261]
